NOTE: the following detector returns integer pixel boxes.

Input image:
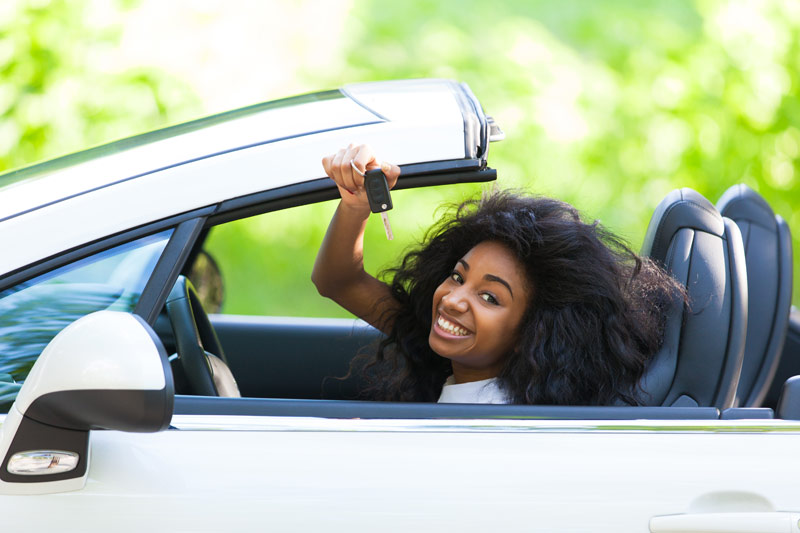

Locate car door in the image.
[4,409,800,531]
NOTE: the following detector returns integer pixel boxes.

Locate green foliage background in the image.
[0,0,199,170]
[3,0,800,317]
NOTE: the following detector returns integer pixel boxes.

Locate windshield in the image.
[0,230,172,412]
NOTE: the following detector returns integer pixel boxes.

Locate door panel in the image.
[211,314,381,399]
[3,419,799,531]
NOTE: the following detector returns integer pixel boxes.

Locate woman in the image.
[312,144,683,405]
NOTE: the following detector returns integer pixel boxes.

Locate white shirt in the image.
[437,376,509,404]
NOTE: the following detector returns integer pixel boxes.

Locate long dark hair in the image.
[357,190,684,405]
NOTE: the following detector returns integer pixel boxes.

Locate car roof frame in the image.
[207,159,496,226]
[0,205,216,293]
[0,160,496,327]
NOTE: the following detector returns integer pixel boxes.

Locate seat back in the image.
[639,188,747,408]
[717,184,793,407]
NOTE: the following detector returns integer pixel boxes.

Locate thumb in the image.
[381,161,401,189]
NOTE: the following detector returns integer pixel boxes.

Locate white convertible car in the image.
[1,79,799,532]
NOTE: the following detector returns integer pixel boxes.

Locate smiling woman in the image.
[312,144,686,405]
[429,241,531,387]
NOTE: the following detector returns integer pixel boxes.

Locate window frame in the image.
[0,206,215,308]
[171,171,777,423]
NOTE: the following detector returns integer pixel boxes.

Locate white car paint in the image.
[0,79,466,221]
[1,415,799,531]
[0,95,377,220]
[15,312,166,413]
[0,311,170,496]
[0,81,470,276]
[0,120,465,276]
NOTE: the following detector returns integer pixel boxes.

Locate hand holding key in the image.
[321,144,400,225]
[363,168,394,240]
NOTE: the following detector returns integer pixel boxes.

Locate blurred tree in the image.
[0,0,200,172]
[2,0,799,316]
[294,0,800,305]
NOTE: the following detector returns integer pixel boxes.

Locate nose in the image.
[441,287,468,314]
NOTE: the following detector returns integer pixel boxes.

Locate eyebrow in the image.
[458,259,514,299]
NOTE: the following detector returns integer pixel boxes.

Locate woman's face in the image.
[429,241,531,382]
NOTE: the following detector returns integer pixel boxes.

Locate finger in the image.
[350,159,365,177]
[381,162,401,189]
[339,147,360,193]
[353,144,377,173]
[330,149,352,193]
[349,145,373,190]
[330,148,345,182]
[321,154,334,178]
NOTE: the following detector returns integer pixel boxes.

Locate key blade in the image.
[380,211,394,240]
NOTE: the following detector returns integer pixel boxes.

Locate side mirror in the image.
[0,311,173,494]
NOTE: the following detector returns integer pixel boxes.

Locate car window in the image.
[201,200,359,318]
[185,189,480,402]
[0,230,172,412]
[199,188,471,318]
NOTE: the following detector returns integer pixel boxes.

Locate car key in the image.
[364,168,394,240]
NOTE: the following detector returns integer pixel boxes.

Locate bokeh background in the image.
[3,0,799,316]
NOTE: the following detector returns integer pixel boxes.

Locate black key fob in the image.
[364,169,393,214]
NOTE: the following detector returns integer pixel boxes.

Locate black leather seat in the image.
[717,184,793,407]
[639,188,748,408]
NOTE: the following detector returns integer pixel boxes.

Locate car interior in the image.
[717,184,794,407]
[152,181,798,423]
[639,187,747,410]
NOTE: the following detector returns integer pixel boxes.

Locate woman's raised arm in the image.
[311,144,401,333]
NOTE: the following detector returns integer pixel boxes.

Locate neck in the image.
[450,362,501,384]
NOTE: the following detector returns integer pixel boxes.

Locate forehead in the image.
[461,241,527,282]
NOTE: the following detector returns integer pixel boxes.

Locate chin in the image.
[428,334,454,361]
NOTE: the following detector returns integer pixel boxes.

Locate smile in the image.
[436,315,470,336]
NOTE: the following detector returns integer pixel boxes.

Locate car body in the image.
[1,79,800,531]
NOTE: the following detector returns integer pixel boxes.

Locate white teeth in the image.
[437,315,469,336]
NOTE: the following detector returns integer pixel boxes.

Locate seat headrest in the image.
[638,187,747,409]
[641,188,724,261]
[717,183,777,229]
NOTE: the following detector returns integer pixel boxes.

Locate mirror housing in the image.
[0,311,173,494]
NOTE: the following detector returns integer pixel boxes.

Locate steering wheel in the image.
[165,275,238,396]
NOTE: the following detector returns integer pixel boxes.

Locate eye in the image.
[481,293,499,305]
[450,271,463,284]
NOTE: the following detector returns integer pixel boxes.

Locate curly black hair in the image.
[356,189,684,406]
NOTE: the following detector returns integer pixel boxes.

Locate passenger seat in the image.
[639,188,748,408]
[717,184,793,407]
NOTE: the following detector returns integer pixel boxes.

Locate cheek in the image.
[431,283,447,306]
[489,308,525,340]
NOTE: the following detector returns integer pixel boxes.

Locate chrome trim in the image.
[170,415,800,434]
[7,450,79,476]
[487,116,505,142]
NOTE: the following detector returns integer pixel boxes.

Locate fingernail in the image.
[345,188,355,195]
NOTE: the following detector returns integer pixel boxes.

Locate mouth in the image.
[434,313,471,337]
